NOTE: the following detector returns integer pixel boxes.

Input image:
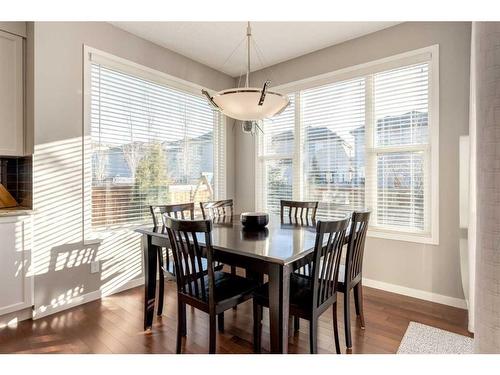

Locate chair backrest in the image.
[345,211,370,285]
[149,203,195,227]
[164,216,215,306]
[200,199,234,219]
[280,200,318,225]
[311,217,350,309]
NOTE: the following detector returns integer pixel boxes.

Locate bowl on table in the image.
[240,212,269,230]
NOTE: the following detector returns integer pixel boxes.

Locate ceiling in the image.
[110,22,400,77]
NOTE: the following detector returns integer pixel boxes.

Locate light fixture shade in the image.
[212,88,289,121]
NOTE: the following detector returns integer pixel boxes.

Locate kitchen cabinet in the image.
[0,29,24,156]
[0,215,33,316]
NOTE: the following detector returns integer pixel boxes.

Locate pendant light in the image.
[202,22,289,122]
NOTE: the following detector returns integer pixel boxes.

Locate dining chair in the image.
[164,216,260,354]
[338,210,370,350]
[280,199,319,331]
[253,217,350,354]
[280,199,318,225]
[200,199,237,277]
[149,203,196,316]
[200,199,234,220]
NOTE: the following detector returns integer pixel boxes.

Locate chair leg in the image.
[354,283,365,329]
[309,318,318,354]
[294,316,300,332]
[231,266,237,310]
[344,290,352,349]
[180,302,186,336]
[209,313,217,354]
[217,312,225,332]
[176,301,185,354]
[157,248,164,316]
[332,303,341,354]
[253,300,262,353]
[353,285,360,316]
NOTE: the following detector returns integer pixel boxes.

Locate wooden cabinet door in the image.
[0,30,24,156]
[0,216,33,315]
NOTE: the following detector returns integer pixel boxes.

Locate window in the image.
[257,95,295,214]
[371,64,429,231]
[257,47,438,243]
[88,56,225,228]
[301,77,366,219]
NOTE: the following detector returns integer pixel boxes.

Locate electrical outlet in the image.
[90,261,100,274]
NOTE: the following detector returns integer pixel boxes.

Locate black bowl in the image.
[240,212,269,229]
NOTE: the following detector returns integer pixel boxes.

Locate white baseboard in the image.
[30,275,466,320]
[33,277,144,320]
[362,277,468,309]
[0,307,33,328]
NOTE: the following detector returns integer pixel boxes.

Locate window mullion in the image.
[293,92,302,200]
[364,75,377,224]
[255,129,263,211]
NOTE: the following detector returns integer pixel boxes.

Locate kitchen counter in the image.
[0,206,33,217]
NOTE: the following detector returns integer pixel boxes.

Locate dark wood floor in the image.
[0,279,470,354]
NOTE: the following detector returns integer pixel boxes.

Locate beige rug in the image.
[397,322,474,354]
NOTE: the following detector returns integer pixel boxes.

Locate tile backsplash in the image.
[0,156,32,208]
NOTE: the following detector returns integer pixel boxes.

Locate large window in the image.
[257,95,295,213]
[89,56,225,228]
[257,47,438,243]
[301,77,366,219]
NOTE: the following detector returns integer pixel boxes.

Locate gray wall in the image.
[31,22,235,317]
[235,22,471,302]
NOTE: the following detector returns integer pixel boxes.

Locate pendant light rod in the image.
[245,21,251,87]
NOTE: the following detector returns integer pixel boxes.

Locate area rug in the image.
[397,322,474,354]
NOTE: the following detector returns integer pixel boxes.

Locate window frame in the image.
[255,45,439,244]
[83,46,227,239]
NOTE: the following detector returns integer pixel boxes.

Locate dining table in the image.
[135,214,346,354]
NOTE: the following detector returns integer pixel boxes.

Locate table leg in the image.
[143,234,157,330]
[268,263,291,353]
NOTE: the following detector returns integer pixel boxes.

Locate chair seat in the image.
[186,271,259,303]
[254,273,317,310]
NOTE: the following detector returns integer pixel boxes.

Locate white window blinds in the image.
[301,78,366,219]
[260,95,295,214]
[256,48,437,242]
[90,63,224,227]
[371,63,429,231]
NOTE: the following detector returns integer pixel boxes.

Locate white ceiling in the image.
[110,22,400,77]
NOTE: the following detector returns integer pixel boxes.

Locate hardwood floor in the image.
[0,279,470,354]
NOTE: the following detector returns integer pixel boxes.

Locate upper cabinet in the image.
[0,30,24,156]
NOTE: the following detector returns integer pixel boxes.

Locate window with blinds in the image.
[260,95,295,214]
[372,63,429,231]
[90,63,224,228]
[256,49,437,242]
[301,77,366,219]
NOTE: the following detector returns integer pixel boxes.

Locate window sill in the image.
[367,227,438,245]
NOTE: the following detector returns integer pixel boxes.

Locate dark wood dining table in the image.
[135,214,340,354]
